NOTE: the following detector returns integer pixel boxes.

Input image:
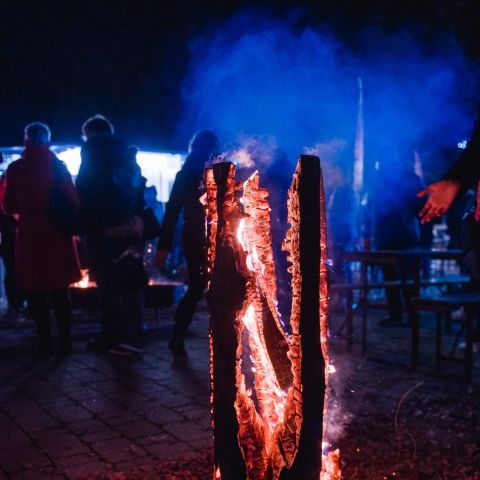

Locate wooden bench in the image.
[411,292,480,381]
[331,250,468,353]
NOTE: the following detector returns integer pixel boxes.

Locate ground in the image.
[0,300,479,480]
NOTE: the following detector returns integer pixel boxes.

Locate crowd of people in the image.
[0,116,219,358]
[0,113,479,359]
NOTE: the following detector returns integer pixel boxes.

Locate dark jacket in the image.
[444,119,480,190]
[157,152,205,251]
[374,168,424,249]
[76,135,144,237]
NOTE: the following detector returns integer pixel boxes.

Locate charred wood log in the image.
[206,155,333,480]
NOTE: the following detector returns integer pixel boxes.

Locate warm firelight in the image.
[206,157,341,479]
[71,269,97,289]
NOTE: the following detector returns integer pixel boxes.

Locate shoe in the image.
[168,338,187,356]
[109,344,135,357]
[118,343,144,354]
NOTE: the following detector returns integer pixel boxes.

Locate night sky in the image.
[0,0,478,150]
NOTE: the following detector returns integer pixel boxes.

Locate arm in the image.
[3,164,18,215]
[157,170,185,251]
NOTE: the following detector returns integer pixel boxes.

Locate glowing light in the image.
[457,139,467,149]
[71,269,96,288]
[55,146,184,202]
[327,364,336,374]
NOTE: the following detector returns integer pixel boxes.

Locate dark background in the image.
[0,0,479,150]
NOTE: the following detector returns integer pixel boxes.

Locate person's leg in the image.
[51,288,72,355]
[170,244,207,354]
[28,291,52,356]
[401,257,420,323]
[381,265,402,323]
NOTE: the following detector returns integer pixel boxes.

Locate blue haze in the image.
[179,10,479,185]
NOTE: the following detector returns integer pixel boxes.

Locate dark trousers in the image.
[381,259,419,320]
[87,238,145,347]
[172,243,207,341]
[99,289,143,346]
[27,289,71,351]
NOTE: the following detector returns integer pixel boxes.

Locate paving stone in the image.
[35,430,90,458]
[79,396,121,414]
[48,404,93,423]
[54,452,101,469]
[66,418,109,435]
[0,446,52,473]
[162,421,212,442]
[143,439,193,461]
[81,429,122,444]
[0,428,31,449]
[14,413,61,433]
[188,437,214,452]
[174,403,209,421]
[10,470,64,479]
[113,455,152,473]
[6,404,45,421]
[141,406,184,425]
[65,387,101,402]
[91,438,146,463]
[63,461,111,480]
[113,420,163,439]
[97,411,142,427]
[156,391,196,408]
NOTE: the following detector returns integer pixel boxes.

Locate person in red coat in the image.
[4,122,80,357]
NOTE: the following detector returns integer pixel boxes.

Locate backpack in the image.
[47,159,82,237]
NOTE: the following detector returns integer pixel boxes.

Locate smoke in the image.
[178,9,479,182]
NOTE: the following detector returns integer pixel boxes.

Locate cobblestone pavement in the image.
[1,297,479,479]
[0,302,212,479]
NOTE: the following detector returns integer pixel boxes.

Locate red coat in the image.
[4,145,81,291]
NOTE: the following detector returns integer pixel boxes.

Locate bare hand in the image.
[156,249,169,270]
[417,180,460,224]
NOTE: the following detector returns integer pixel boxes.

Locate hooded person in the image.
[76,114,147,356]
[4,122,80,357]
[157,130,219,355]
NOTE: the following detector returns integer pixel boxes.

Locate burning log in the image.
[205,155,340,480]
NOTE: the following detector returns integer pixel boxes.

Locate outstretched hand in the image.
[417,180,460,224]
[156,249,169,270]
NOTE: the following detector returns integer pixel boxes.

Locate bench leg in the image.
[435,313,442,374]
[346,290,353,351]
[411,307,420,369]
[465,310,473,382]
[361,264,367,354]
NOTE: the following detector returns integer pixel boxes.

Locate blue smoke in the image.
[178,10,479,184]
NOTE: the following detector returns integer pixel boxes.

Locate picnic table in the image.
[331,249,470,352]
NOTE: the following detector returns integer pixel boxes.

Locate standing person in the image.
[419,118,480,223]
[156,130,219,356]
[419,117,480,351]
[76,114,147,356]
[373,145,424,326]
[4,122,80,357]
[0,153,23,318]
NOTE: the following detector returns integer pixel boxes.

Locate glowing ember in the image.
[71,269,96,288]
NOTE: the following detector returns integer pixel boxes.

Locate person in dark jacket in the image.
[419,118,480,223]
[4,122,80,357]
[373,145,424,325]
[157,130,219,355]
[76,114,146,356]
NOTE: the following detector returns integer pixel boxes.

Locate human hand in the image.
[417,180,460,224]
[156,249,169,270]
